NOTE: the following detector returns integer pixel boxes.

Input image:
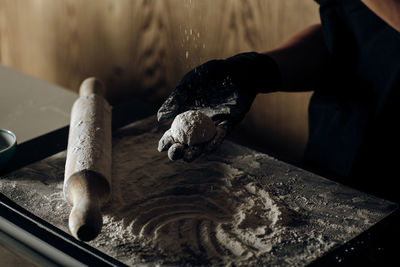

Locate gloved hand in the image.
[157,52,281,161]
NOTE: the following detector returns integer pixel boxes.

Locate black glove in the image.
[157,52,281,161]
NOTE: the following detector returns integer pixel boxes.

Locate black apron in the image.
[305,0,400,202]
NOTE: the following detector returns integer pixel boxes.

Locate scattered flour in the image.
[108,130,283,265]
[170,110,216,146]
[1,116,396,266]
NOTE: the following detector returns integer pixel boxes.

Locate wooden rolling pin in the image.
[64,77,112,241]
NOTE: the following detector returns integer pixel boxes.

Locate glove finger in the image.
[158,82,192,122]
[197,106,230,121]
[183,144,205,162]
[205,122,229,152]
[158,129,174,152]
[157,94,181,122]
[167,143,186,161]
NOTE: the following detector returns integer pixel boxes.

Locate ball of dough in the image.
[170,110,216,146]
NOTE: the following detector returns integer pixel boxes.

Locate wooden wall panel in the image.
[0,0,320,161]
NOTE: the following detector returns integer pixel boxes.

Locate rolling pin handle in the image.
[79,77,106,97]
[66,171,110,241]
[69,194,102,241]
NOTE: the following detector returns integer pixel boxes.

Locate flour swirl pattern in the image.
[108,132,282,264]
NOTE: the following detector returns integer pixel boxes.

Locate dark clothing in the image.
[305,0,400,202]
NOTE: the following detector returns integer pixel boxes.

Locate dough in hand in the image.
[170,110,216,146]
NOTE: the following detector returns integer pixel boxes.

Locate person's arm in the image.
[157,24,333,161]
[264,24,332,92]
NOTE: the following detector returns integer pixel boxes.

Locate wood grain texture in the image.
[0,0,320,161]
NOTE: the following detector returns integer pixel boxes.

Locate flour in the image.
[170,110,216,146]
[1,116,397,266]
[107,130,283,265]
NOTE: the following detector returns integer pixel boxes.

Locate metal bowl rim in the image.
[0,129,17,154]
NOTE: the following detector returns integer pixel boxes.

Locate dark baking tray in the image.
[1,98,399,266]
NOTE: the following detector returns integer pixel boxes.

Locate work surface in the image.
[0,64,76,144]
[0,116,397,266]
